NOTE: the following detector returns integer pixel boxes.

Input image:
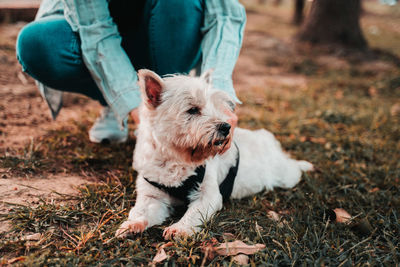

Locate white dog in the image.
[116,70,313,239]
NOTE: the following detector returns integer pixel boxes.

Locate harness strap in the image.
[219,142,240,202]
[144,143,240,203]
[144,165,205,204]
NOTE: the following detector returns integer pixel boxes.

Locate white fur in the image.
[116,70,313,239]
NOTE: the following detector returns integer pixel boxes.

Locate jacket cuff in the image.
[109,87,142,125]
[212,77,242,104]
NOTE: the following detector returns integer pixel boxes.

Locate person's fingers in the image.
[130,108,140,124]
[228,112,238,129]
[225,108,238,127]
[219,109,238,155]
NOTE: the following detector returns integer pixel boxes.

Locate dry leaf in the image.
[335,90,344,99]
[255,222,263,232]
[200,238,220,260]
[267,210,280,222]
[368,86,378,97]
[254,97,265,105]
[152,248,167,263]
[233,254,249,265]
[24,233,41,241]
[299,136,307,142]
[281,101,290,109]
[151,242,173,264]
[334,208,352,223]
[310,137,327,144]
[324,142,332,149]
[8,256,26,264]
[279,210,291,215]
[390,103,400,116]
[215,240,265,256]
[201,242,216,260]
[222,232,235,239]
[369,187,380,193]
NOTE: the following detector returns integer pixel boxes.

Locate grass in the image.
[1,1,400,266]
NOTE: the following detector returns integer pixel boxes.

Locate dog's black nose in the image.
[217,123,231,137]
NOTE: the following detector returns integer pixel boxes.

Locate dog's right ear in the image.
[201,69,214,84]
[138,69,164,109]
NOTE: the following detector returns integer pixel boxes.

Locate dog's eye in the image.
[187,107,200,115]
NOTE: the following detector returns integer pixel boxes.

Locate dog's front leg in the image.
[116,177,171,238]
[163,173,223,239]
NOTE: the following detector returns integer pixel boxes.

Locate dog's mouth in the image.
[213,139,226,146]
[188,135,231,163]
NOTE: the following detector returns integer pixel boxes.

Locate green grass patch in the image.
[1,61,399,265]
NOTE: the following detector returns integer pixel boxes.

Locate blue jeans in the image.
[16,0,204,106]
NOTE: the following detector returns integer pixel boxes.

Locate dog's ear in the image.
[200,69,214,84]
[138,69,164,109]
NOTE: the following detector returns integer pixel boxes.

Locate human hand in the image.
[220,108,238,155]
[130,108,140,125]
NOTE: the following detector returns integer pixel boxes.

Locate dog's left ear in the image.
[138,69,164,109]
[201,69,214,84]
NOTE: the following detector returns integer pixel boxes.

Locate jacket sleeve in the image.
[201,0,246,104]
[62,0,141,123]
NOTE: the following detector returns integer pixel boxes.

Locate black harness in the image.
[144,143,240,204]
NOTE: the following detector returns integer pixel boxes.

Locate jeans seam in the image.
[70,35,83,64]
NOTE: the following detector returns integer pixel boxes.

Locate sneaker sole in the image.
[89,135,128,144]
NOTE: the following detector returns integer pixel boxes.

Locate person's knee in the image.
[16,22,44,76]
[16,19,81,87]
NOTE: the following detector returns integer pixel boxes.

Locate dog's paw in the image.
[115,220,148,238]
[163,223,198,240]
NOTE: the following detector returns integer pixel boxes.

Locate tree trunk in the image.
[296,0,367,49]
[292,0,305,25]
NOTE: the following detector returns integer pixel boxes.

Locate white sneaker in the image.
[89,107,128,144]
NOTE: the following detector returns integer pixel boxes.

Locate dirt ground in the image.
[0,22,98,232]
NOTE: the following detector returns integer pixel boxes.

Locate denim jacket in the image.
[34,0,246,123]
